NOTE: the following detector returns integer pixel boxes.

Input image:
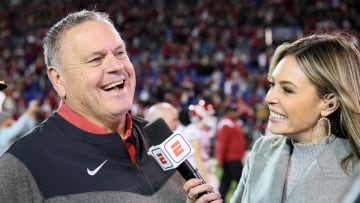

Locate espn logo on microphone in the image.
[148,132,193,171]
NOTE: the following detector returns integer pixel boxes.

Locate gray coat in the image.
[231,134,356,203]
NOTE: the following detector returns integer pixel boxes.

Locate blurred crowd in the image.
[0,0,359,147]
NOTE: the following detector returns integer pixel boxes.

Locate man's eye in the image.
[89,57,101,63]
[86,57,103,66]
[115,51,126,59]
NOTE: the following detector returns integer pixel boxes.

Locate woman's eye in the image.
[283,87,293,94]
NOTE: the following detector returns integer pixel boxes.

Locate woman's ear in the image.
[47,66,66,99]
[321,93,339,117]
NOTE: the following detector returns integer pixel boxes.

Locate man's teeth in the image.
[270,111,287,120]
[103,81,124,90]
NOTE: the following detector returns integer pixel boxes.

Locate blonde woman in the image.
[230,32,360,202]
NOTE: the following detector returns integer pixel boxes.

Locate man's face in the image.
[50,20,136,130]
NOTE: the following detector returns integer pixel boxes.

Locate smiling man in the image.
[0,10,221,203]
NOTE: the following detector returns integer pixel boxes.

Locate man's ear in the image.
[321,93,339,117]
[47,66,66,99]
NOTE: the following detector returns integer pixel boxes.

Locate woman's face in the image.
[265,55,324,143]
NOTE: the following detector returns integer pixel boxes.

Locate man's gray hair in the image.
[43,10,113,69]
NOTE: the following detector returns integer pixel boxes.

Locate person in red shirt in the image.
[215,104,247,200]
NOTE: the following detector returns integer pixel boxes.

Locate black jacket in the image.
[0,112,186,202]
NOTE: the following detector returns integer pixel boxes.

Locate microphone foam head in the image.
[144,118,173,145]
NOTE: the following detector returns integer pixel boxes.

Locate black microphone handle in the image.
[177,160,206,182]
[177,160,210,197]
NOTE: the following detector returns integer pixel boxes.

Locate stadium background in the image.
[0,0,359,202]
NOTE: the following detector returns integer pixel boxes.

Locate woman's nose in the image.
[264,88,276,105]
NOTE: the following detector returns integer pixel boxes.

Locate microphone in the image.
[144,118,208,185]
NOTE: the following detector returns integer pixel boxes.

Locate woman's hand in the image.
[183,178,223,203]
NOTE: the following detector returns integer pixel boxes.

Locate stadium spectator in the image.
[0,81,42,156]
[144,102,180,131]
[184,100,219,191]
[215,104,247,201]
